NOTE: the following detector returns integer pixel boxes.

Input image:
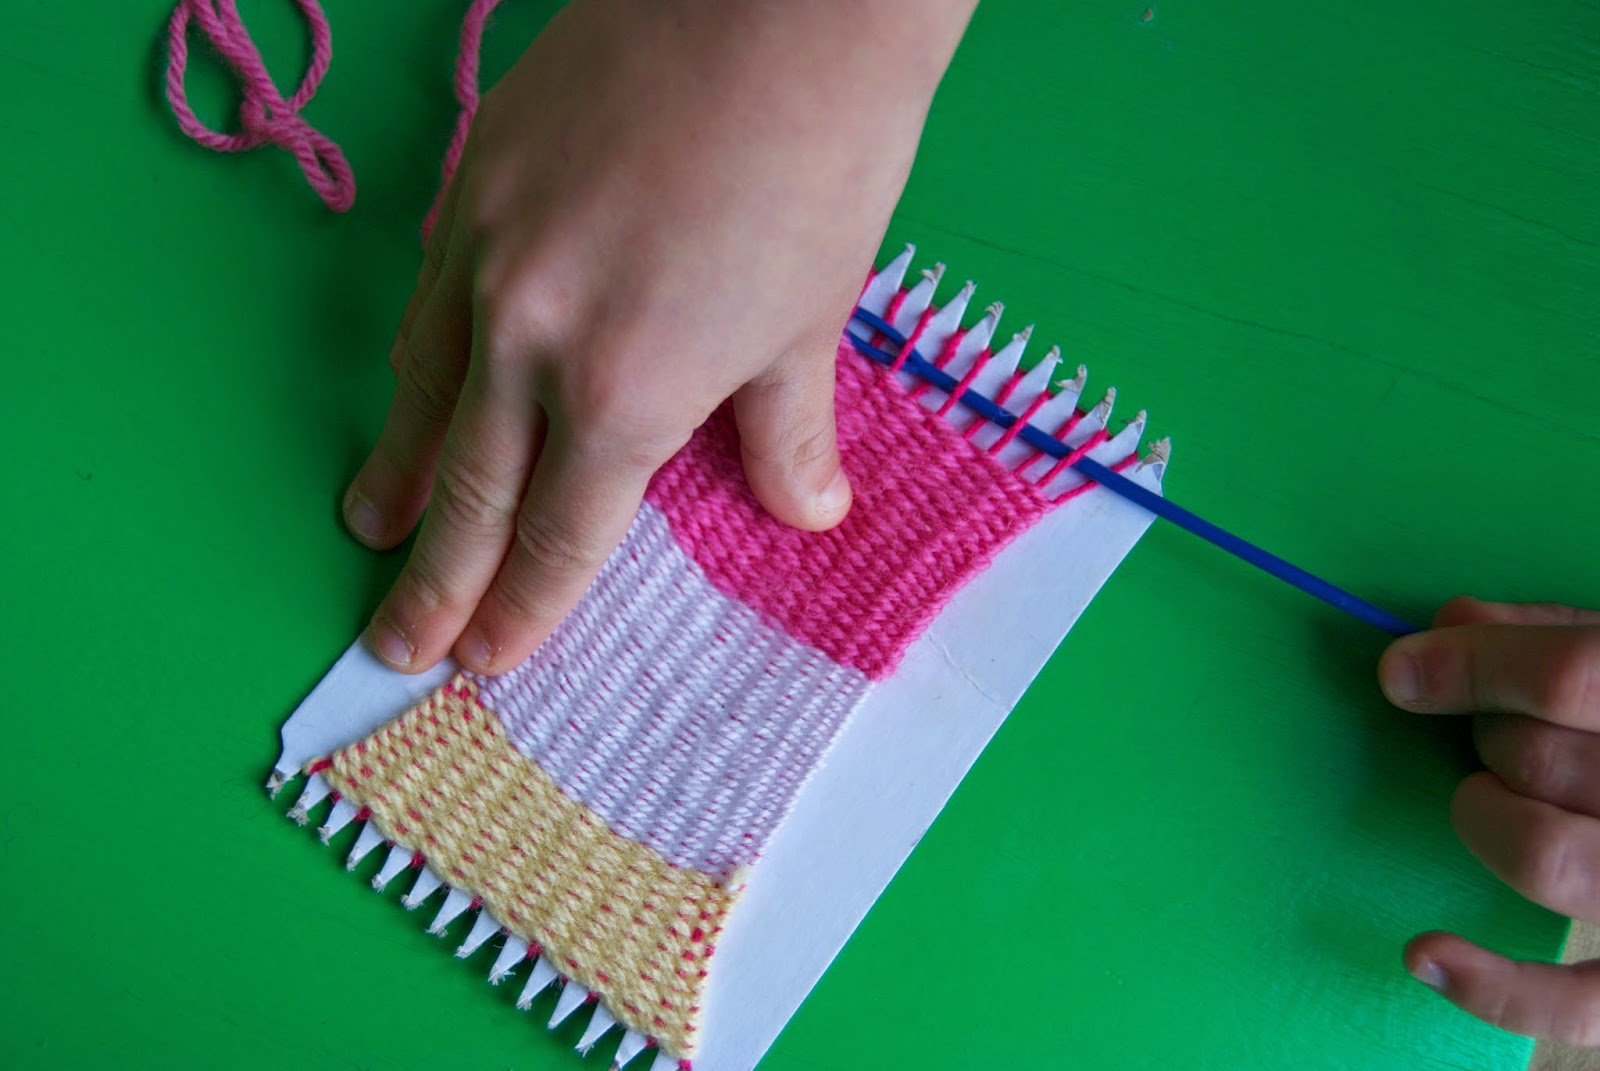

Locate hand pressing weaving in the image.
[337,0,978,678]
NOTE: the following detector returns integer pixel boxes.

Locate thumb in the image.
[1378,621,1600,728]
[1405,930,1600,1045]
[732,351,852,532]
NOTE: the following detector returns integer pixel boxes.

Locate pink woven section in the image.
[645,339,1052,680]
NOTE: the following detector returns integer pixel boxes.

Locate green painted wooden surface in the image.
[3,2,1596,1068]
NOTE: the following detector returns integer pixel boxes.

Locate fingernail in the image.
[817,470,851,516]
[1410,959,1448,992]
[459,631,498,674]
[1383,651,1424,705]
[344,486,385,544]
[369,621,414,668]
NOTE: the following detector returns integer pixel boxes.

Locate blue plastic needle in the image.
[847,306,1418,637]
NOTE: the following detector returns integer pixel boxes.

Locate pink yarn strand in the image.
[164,0,355,212]
[164,0,503,237]
[421,0,503,244]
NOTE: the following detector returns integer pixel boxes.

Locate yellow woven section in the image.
[320,676,733,1056]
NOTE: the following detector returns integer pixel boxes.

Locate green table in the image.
[4,2,1594,1068]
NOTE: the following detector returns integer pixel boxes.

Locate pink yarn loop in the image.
[164,0,507,239]
[164,0,355,213]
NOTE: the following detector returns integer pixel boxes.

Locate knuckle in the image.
[1565,1009,1600,1047]
[1433,595,1485,629]
[1509,817,1576,907]
[559,380,687,469]
[395,558,451,617]
[565,372,637,430]
[743,412,834,470]
[1565,1000,1600,1047]
[432,461,518,536]
[513,510,602,577]
[397,350,461,427]
[388,540,460,619]
[788,424,835,469]
[487,571,553,628]
[421,233,449,277]
[1504,728,1566,799]
[1458,638,1488,711]
[611,428,688,472]
[1538,632,1600,722]
[475,267,583,356]
[1478,985,1518,1034]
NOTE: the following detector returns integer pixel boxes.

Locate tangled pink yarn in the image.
[164,0,503,237]
[164,0,355,213]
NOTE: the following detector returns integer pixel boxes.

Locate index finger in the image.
[1433,596,1600,630]
[1380,623,1600,729]
[453,429,661,675]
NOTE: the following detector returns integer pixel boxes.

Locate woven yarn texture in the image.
[473,501,869,880]
[323,678,732,1054]
[312,342,1059,1060]
[647,345,1051,679]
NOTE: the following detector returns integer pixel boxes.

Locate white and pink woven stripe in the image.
[471,502,869,880]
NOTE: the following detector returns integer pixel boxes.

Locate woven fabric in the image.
[308,334,1070,1063]
[472,501,869,880]
[321,677,732,1055]
[646,343,1051,680]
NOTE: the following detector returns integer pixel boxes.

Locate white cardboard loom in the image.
[273,251,1165,1071]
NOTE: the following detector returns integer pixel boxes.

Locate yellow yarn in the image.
[320,676,733,1056]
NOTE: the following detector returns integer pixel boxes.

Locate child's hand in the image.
[341,0,975,674]
[1382,597,1600,1044]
